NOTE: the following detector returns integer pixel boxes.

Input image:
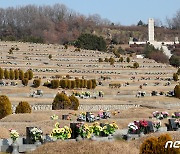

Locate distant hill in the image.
[0,4,179,45]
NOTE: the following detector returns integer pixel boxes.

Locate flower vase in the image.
[35,140,42,147]
[126,134,131,141]
[76,135,83,141]
[90,135,96,141]
[108,134,113,141]
[138,132,144,137]
[12,140,19,154]
[156,129,160,132]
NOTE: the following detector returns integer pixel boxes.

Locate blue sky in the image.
[0,0,180,25]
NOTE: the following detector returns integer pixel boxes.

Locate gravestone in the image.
[62,115,69,120]
[86,112,90,122]
[70,123,81,139]
[168,119,178,131]
[26,127,36,144]
[144,121,154,134]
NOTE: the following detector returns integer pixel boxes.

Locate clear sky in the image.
[0,0,180,25]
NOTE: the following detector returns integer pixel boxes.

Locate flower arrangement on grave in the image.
[84,91,91,97]
[153,111,163,120]
[98,109,104,118]
[92,122,103,136]
[172,113,180,118]
[87,112,96,122]
[153,120,161,130]
[128,122,139,134]
[50,122,72,140]
[30,127,43,142]
[128,120,148,134]
[138,120,148,132]
[76,123,93,139]
[73,91,81,97]
[77,112,86,121]
[9,129,19,142]
[50,114,59,120]
[102,122,118,135]
[161,112,169,118]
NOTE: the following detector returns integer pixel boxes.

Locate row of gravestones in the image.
[0,118,180,153]
[124,118,180,140]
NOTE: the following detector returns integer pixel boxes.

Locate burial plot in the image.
[70,123,81,139]
[167,119,179,131]
[144,121,154,134]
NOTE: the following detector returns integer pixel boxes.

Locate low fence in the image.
[12,104,140,112]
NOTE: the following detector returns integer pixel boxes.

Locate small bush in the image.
[15,101,31,114]
[87,80,92,89]
[52,92,71,110]
[19,69,24,80]
[49,54,52,59]
[60,80,68,89]
[133,62,139,68]
[51,80,60,89]
[173,73,178,81]
[28,70,33,80]
[4,69,9,79]
[9,69,15,80]
[119,57,123,62]
[0,95,12,119]
[69,95,79,110]
[33,79,41,88]
[14,69,19,80]
[22,78,28,86]
[0,68,4,79]
[140,134,179,154]
[126,57,130,63]
[99,58,103,62]
[174,85,180,98]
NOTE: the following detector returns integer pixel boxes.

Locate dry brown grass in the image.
[0,127,9,139]
[30,140,139,154]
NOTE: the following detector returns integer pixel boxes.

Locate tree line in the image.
[0,4,111,44]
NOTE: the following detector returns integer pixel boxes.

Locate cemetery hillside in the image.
[0,3,180,154]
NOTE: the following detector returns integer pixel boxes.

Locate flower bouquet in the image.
[139,120,148,132]
[50,122,72,140]
[153,111,163,120]
[172,113,180,118]
[128,122,139,134]
[9,129,19,142]
[161,112,169,118]
[50,114,59,120]
[77,112,86,121]
[102,122,118,135]
[153,120,161,131]
[92,122,103,136]
[30,127,43,142]
[76,123,93,139]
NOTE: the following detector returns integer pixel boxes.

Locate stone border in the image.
[12,104,140,112]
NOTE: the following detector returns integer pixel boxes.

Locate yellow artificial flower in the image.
[64,126,69,130]
[56,128,61,133]
[103,126,107,129]
[52,129,57,133]
[67,133,71,138]
[55,122,59,128]
[99,127,103,131]
[60,128,65,133]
